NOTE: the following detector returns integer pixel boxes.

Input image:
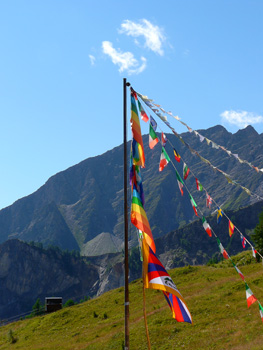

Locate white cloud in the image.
[102,41,147,75]
[89,55,96,65]
[220,110,263,128]
[119,19,165,56]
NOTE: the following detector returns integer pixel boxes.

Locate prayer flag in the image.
[175,170,184,196]
[142,237,193,324]
[259,303,263,322]
[173,149,181,163]
[195,178,203,191]
[229,220,235,237]
[138,100,149,122]
[217,238,228,259]
[150,116,157,131]
[206,193,212,209]
[202,217,212,237]
[130,163,144,206]
[232,262,244,281]
[161,132,167,147]
[252,246,257,259]
[217,208,223,224]
[190,195,198,216]
[130,91,145,167]
[245,283,257,308]
[159,147,170,172]
[149,123,159,149]
[183,163,190,180]
[240,234,246,248]
[131,187,156,253]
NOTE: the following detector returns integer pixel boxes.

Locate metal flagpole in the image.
[123,78,130,350]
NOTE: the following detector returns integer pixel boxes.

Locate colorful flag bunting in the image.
[206,193,212,209]
[229,220,235,237]
[138,100,149,122]
[142,237,193,324]
[252,246,257,259]
[259,303,263,322]
[245,283,257,308]
[159,147,170,172]
[161,132,167,147]
[131,188,156,253]
[195,178,203,191]
[217,238,228,259]
[175,170,184,196]
[130,91,145,167]
[202,217,212,237]
[240,234,246,249]
[150,116,157,131]
[149,123,159,149]
[217,208,223,224]
[173,149,181,163]
[183,162,190,180]
[190,195,198,216]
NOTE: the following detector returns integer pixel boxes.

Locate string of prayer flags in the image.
[245,283,257,308]
[259,303,263,322]
[161,132,167,147]
[232,262,245,281]
[206,193,212,209]
[173,148,181,163]
[240,234,247,249]
[195,178,203,191]
[131,187,156,253]
[175,170,184,196]
[149,123,159,149]
[159,147,171,172]
[190,194,198,216]
[229,220,235,237]
[142,236,193,324]
[138,99,149,122]
[183,162,190,180]
[217,208,223,224]
[130,89,145,167]
[202,217,212,237]
[217,238,229,259]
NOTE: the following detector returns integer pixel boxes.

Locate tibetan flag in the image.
[202,217,212,237]
[163,292,193,324]
[150,115,157,131]
[183,162,190,180]
[161,132,167,147]
[149,123,159,149]
[252,246,257,259]
[190,195,198,216]
[217,238,228,259]
[245,283,257,308]
[229,220,235,237]
[131,188,156,253]
[175,170,184,196]
[173,149,181,163]
[130,91,145,167]
[159,147,170,172]
[195,178,203,191]
[217,208,223,224]
[259,303,263,322]
[138,99,149,122]
[206,193,212,209]
[142,237,193,324]
[232,262,245,281]
[240,234,246,248]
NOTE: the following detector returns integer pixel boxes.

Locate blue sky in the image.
[0,0,262,209]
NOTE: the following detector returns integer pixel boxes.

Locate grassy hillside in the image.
[0,252,263,350]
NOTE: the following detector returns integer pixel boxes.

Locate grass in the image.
[0,252,262,349]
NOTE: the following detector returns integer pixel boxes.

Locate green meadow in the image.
[0,251,262,350]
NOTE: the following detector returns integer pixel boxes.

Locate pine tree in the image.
[252,210,263,258]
